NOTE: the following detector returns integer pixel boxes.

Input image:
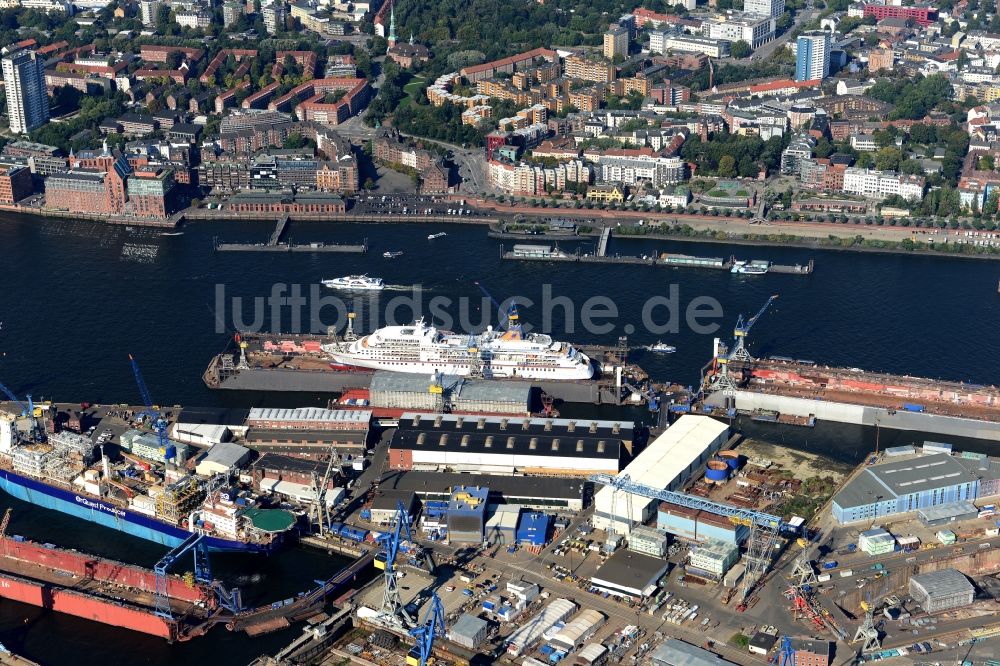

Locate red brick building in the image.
[226,191,347,215]
[127,167,175,219]
[0,166,33,204]
[863,3,938,26]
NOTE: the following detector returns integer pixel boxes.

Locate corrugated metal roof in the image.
[201,440,250,467]
[449,613,487,641]
[371,371,530,402]
[910,568,973,599]
[247,407,371,423]
[651,638,736,666]
[552,609,605,648]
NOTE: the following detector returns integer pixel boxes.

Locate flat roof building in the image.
[651,638,738,666]
[594,415,729,535]
[195,440,251,477]
[376,470,585,512]
[449,613,488,650]
[590,549,669,597]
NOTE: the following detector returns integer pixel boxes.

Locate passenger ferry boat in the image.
[322,275,385,290]
[321,306,594,379]
[730,260,770,275]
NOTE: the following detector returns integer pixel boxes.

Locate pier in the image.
[501,245,813,275]
[596,227,612,257]
[268,215,290,246]
[213,238,368,253]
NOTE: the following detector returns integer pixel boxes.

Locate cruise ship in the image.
[321,310,594,380]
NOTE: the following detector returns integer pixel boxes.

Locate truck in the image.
[839,569,854,578]
[817,573,832,583]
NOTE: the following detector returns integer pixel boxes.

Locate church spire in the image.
[387,1,397,48]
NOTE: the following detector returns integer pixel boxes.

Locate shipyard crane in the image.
[589,473,785,603]
[152,533,242,620]
[128,354,172,458]
[474,281,520,332]
[773,636,795,666]
[701,294,779,397]
[309,446,339,537]
[0,380,43,441]
[407,593,446,666]
[375,500,418,626]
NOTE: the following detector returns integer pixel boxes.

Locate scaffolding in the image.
[155,477,205,522]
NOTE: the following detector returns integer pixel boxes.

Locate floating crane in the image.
[128,354,172,458]
[589,473,785,604]
[407,593,445,666]
[701,294,779,397]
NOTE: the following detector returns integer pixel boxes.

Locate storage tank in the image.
[718,450,740,471]
[705,460,729,484]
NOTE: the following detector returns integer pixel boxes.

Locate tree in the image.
[718,155,737,177]
[980,155,995,171]
[874,147,902,171]
[731,40,751,59]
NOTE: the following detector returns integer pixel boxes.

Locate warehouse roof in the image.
[449,613,487,641]
[788,639,830,658]
[590,549,669,596]
[918,500,978,522]
[399,412,632,437]
[177,406,251,426]
[376,470,585,501]
[247,407,371,423]
[371,372,531,403]
[200,440,249,468]
[651,638,737,666]
[834,453,1000,510]
[390,425,622,459]
[910,568,974,598]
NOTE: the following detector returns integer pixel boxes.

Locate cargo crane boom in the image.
[701,294,779,398]
[376,500,417,626]
[589,473,785,602]
[407,593,445,666]
[128,354,171,457]
[0,380,43,441]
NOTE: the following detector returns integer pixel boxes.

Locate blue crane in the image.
[152,533,242,620]
[729,294,779,363]
[407,593,445,666]
[376,500,417,623]
[0,380,44,441]
[773,636,795,666]
[474,282,520,332]
[128,354,171,458]
[0,380,28,416]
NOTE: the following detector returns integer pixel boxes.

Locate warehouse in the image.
[388,413,630,476]
[195,440,251,477]
[447,486,489,544]
[369,489,417,524]
[657,501,749,545]
[485,507,520,545]
[175,406,250,438]
[831,452,1000,524]
[909,569,975,613]
[593,415,729,535]
[575,644,608,666]
[376,470,586,511]
[516,512,550,546]
[246,407,372,431]
[170,423,231,447]
[918,500,979,526]
[628,525,669,557]
[506,598,576,656]
[243,427,369,457]
[590,549,669,598]
[370,372,531,415]
[651,638,737,666]
[120,429,187,464]
[448,613,489,650]
[550,609,605,651]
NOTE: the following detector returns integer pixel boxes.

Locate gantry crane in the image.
[128,354,172,458]
[153,533,241,620]
[589,473,785,603]
[309,446,339,537]
[407,593,445,666]
[701,294,779,397]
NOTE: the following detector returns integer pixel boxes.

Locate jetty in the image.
[500,244,813,275]
[213,238,368,253]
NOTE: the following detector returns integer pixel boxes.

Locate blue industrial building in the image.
[832,453,1000,524]
[447,486,489,543]
[656,501,749,545]
[516,512,550,546]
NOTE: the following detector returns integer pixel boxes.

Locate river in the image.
[0,213,998,663]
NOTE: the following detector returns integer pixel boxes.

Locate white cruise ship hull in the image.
[326,352,594,380]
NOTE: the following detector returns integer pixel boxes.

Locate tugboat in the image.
[647,341,676,353]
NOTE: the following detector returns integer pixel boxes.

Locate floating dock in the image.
[203,332,647,405]
[705,357,1000,441]
[213,238,368,253]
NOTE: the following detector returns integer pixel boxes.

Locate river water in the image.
[0,213,999,663]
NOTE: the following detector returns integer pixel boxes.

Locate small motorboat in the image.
[648,341,676,353]
[383,250,404,258]
[427,232,447,240]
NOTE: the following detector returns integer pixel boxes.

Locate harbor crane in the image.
[375,500,418,627]
[152,533,241,620]
[773,636,795,666]
[407,593,445,666]
[589,473,785,604]
[128,354,172,458]
[701,294,779,397]
[309,446,339,537]
[0,380,44,442]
